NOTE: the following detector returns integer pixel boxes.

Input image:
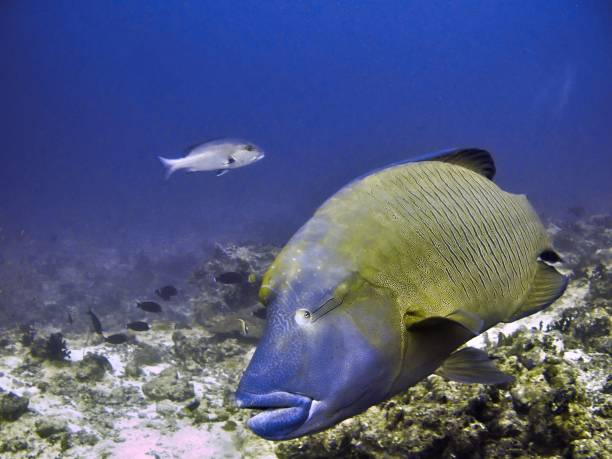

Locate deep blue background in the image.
[1,1,611,248]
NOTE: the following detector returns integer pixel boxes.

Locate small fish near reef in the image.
[87,309,103,335]
[237,318,249,336]
[105,333,129,345]
[236,148,568,440]
[214,271,246,284]
[155,285,178,301]
[214,271,257,285]
[127,321,150,332]
[137,301,163,313]
[159,138,265,178]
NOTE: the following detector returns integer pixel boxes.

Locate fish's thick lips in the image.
[235,390,312,440]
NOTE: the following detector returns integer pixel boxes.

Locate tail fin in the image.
[159,156,179,179]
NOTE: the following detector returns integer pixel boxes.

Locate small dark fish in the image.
[137,301,163,313]
[67,311,73,325]
[156,285,178,301]
[214,271,246,284]
[87,309,103,334]
[127,321,150,332]
[567,205,586,218]
[185,399,200,411]
[105,333,129,344]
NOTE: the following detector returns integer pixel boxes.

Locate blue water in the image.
[1,1,611,245]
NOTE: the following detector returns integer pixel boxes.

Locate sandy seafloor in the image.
[0,215,610,458]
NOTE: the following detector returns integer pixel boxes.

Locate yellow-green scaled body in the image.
[237,148,567,440]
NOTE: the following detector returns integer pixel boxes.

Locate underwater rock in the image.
[587,262,611,304]
[123,342,165,379]
[35,416,68,438]
[0,437,30,453]
[124,343,164,378]
[19,325,36,346]
[132,342,164,367]
[172,329,247,367]
[0,391,29,421]
[124,359,142,378]
[189,402,230,424]
[550,214,612,277]
[155,399,177,417]
[142,367,195,402]
[0,335,11,349]
[206,308,264,344]
[75,353,112,382]
[190,243,279,324]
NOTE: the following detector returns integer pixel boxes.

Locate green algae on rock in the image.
[142,367,195,402]
[75,353,112,382]
[0,391,29,422]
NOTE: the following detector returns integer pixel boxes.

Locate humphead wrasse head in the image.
[235,261,406,440]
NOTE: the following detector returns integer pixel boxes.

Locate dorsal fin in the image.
[343,148,495,192]
[183,137,227,156]
[410,148,496,179]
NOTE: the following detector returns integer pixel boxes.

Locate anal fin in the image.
[506,260,568,322]
[436,347,514,385]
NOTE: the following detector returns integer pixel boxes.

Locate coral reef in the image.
[30,332,71,362]
[0,216,609,457]
[75,353,112,382]
[19,324,36,347]
[190,243,278,323]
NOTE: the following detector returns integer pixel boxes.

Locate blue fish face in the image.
[236,280,403,440]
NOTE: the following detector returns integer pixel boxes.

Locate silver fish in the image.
[159,138,264,178]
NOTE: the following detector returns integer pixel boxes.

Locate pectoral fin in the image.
[506,259,568,322]
[444,309,483,335]
[216,169,229,177]
[407,309,483,336]
[223,156,236,166]
[436,347,514,385]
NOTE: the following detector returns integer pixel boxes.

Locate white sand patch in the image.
[81,419,251,459]
[142,363,170,377]
[563,349,592,363]
[69,341,128,375]
[192,381,205,399]
[468,282,588,349]
[105,351,126,376]
[1,356,21,369]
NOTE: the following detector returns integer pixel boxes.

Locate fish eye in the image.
[295,308,312,325]
[244,144,255,151]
